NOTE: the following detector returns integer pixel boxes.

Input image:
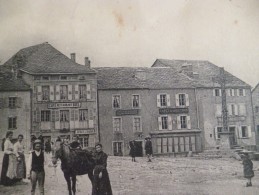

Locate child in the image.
[27,139,45,195]
[241,152,254,187]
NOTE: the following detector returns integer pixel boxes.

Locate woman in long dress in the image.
[14,134,26,181]
[0,131,17,186]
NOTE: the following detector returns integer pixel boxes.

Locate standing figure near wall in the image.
[145,136,153,162]
[129,140,137,162]
[14,134,26,181]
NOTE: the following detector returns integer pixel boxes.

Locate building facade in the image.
[252,83,259,149]
[95,67,202,156]
[152,59,256,150]
[2,43,98,147]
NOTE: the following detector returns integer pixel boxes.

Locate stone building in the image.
[152,59,256,150]
[0,70,31,149]
[252,83,259,149]
[94,67,203,156]
[2,43,98,147]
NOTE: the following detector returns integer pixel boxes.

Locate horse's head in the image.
[51,141,62,165]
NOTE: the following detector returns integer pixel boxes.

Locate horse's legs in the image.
[64,172,72,195]
[71,175,76,195]
[88,170,94,194]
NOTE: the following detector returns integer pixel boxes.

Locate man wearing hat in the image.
[26,139,45,195]
[145,136,153,162]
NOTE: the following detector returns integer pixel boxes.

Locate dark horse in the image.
[52,142,94,195]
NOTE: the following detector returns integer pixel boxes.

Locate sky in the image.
[0,0,258,87]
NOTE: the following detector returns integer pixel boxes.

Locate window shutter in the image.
[36,110,40,122]
[37,86,42,101]
[247,126,252,138]
[168,115,172,130]
[238,126,242,138]
[75,110,79,128]
[157,94,161,107]
[17,97,22,108]
[158,117,162,130]
[55,85,60,100]
[236,89,240,96]
[33,111,36,122]
[239,104,246,116]
[227,104,232,116]
[74,85,79,100]
[185,94,189,107]
[50,86,54,101]
[243,89,246,96]
[89,136,95,147]
[214,127,218,140]
[166,94,170,106]
[55,110,60,129]
[51,110,55,122]
[234,104,238,116]
[175,94,179,107]
[89,120,94,128]
[215,104,222,117]
[187,116,191,129]
[87,84,91,100]
[177,116,181,129]
[213,89,216,96]
[68,85,72,100]
[219,89,222,96]
[227,89,231,96]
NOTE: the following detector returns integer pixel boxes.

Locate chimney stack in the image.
[85,57,91,68]
[70,53,76,62]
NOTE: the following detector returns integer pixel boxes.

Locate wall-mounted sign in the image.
[159,107,189,114]
[75,129,95,135]
[48,102,80,109]
[116,109,139,116]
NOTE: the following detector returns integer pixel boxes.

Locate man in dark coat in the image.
[129,140,137,162]
[241,153,254,187]
[145,136,153,162]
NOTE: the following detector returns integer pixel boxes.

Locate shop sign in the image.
[48,102,80,109]
[116,109,139,116]
[75,129,95,134]
[159,107,189,114]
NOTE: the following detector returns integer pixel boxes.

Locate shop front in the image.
[75,129,96,148]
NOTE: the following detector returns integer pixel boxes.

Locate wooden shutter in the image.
[50,86,54,101]
[214,127,218,139]
[177,116,181,129]
[168,115,172,130]
[157,94,161,107]
[234,104,238,116]
[236,89,240,96]
[247,126,252,138]
[213,89,216,96]
[238,126,242,138]
[33,111,36,122]
[175,94,179,107]
[238,104,246,116]
[87,84,91,100]
[16,97,22,108]
[227,104,232,116]
[187,116,191,129]
[185,94,189,107]
[51,110,55,122]
[89,120,94,128]
[215,104,222,117]
[55,110,60,129]
[243,89,246,96]
[227,89,231,96]
[166,94,170,106]
[75,110,79,128]
[219,89,222,96]
[37,86,42,101]
[36,110,40,122]
[74,85,79,100]
[158,117,162,130]
[55,85,60,100]
[68,85,72,100]
[70,110,75,129]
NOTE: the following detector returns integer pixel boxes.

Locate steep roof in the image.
[93,67,198,90]
[152,59,250,88]
[0,73,31,92]
[3,42,95,74]
[252,82,259,93]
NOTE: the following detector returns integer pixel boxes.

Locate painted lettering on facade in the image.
[48,102,81,108]
[159,107,189,114]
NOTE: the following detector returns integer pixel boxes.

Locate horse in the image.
[52,141,95,195]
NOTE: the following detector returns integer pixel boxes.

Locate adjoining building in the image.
[0,69,31,149]
[2,43,98,147]
[94,67,203,156]
[152,59,256,150]
[252,83,259,150]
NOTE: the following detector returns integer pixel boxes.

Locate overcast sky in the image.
[0,0,258,87]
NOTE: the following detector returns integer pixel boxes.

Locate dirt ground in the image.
[0,151,259,195]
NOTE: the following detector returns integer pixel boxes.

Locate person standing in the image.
[44,139,51,154]
[241,153,254,187]
[92,143,112,195]
[0,131,17,186]
[145,136,153,162]
[129,140,137,162]
[14,134,26,181]
[27,139,45,195]
[69,135,81,149]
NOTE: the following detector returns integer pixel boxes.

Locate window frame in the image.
[160,94,167,107]
[133,116,142,132]
[8,97,17,108]
[79,84,87,99]
[113,117,122,132]
[112,95,121,109]
[132,94,140,108]
[161,116,168,130]
[41,110,51,122]
[42,85,50,101]
[60,85,68,100]
[179,94,186,106]
[79,109,88,121]
[180,115,187,129]
[8,116,17,129]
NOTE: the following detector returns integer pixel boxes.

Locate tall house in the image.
[0,69,31,149]
[152,59,256,150]
[95,67,202,156]
[2,43,98,147]
[252,83,259,149]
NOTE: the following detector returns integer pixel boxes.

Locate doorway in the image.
[229,126,237,146]
[134,140,143,157]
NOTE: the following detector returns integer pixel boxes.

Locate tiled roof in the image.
[3,42,95,74]
[152,59,250,88]
[93,67,198,89]
[0,72,31,91]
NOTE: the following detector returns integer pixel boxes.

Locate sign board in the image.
[116,109,139,116]
[159,107,189,114]
[48,102,80,109]
[75,129,95,135]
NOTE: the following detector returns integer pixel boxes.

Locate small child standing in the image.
[241,153,254,187]
[27,139,45,195]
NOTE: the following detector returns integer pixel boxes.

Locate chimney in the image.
[85,57,91,68]
[70,53,76,62]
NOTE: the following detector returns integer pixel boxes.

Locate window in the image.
[79,109,88,121]
[78,135,89,148]
[42,86,50,101]
[176,93,189,107]
[215,127,223,139]
[213,89,221,96]
[79,85,87,99]
[9,97,16,108]
[238,89,246,96]
[60,85,68,100]
[179,94,186,106]
[241,126,248,138]
[42,76,49,80]
[112,95,121,108]
[60,110,69,122]
[113,142,123,156]
[41,110,50,122]
[180,116,187,129]
[160,94,167,107]
[228,104,238,116]
[161,116,168,130]
[132,95,140,108]
[8,117,17,129]
[133,117,141,132]
[60,76,67,80]
[113,118,121,132]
